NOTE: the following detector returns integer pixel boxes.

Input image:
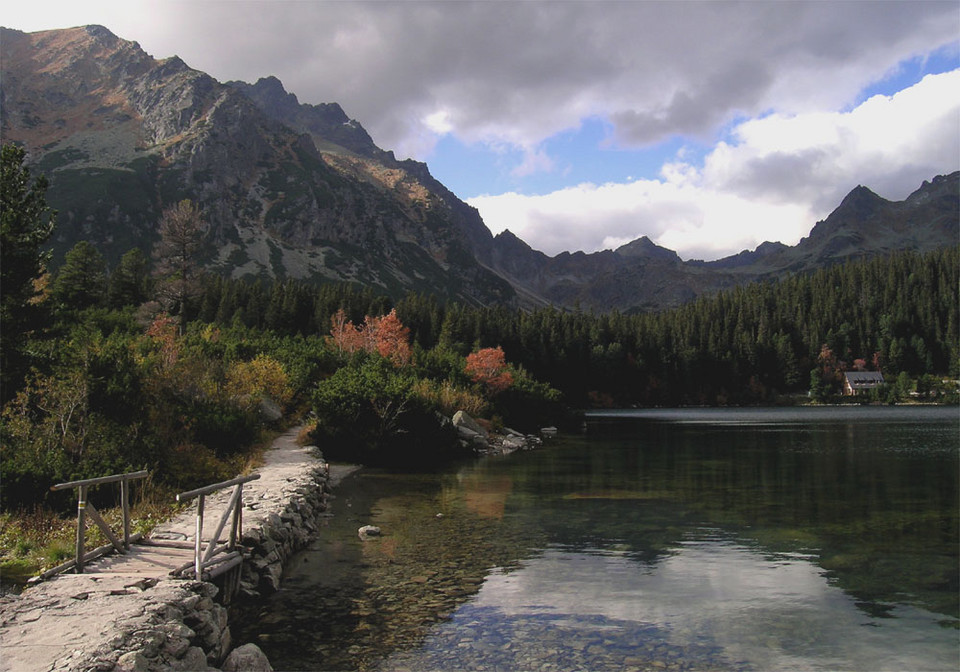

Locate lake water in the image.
[239,406,959,671]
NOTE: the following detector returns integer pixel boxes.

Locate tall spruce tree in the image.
[153,200,206,334]
[53,241,107,311]
[0,145,56,401]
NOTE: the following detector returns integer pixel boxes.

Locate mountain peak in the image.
[615,236,680,262]
[836,184,887,213]
[2,25,955,314]
[228,77,373,157]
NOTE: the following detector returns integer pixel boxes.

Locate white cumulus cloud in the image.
[469,70,960,260]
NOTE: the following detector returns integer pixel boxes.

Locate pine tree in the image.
[108,247,152,308]
[53,241,107,310]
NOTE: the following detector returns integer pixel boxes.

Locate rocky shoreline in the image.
[452,410,552,455]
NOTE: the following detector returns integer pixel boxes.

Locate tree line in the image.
[92,243,954,406]
[27,222,960,409]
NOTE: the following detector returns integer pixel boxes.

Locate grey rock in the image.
[172,646,210,671]
[259,563,283,594]
[115,651,150,672]
[222,643,274,672]
[502,436,526,451]
[453,410,488,437]
[258,396,283,422]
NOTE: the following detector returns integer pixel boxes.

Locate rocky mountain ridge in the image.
[1,25,514,306]
[1,25,956,313]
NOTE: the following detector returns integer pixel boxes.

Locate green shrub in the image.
[188,400,260,458]
[492,370,565,432]
[311,356,458,464]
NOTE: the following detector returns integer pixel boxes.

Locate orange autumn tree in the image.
[328,308,365,356]
[328,308,412,366]
[365,310,412,366]
[465,346,514,395]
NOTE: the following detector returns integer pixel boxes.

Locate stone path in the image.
[0,427,353,672]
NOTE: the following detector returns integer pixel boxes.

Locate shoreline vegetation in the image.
[1,146,957,586]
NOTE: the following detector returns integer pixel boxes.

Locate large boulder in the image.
[453,410,488,438]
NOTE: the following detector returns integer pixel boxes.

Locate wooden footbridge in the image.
[35,470,262,596]
[0,427,333,672]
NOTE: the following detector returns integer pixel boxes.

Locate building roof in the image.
[844,371,885,388]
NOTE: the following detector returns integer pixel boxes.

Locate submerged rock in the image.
[358,525,382,540]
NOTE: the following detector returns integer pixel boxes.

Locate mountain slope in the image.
[0,25,515,306]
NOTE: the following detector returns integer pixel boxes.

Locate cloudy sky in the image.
[5,1,959,260]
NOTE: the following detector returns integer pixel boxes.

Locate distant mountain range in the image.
[2,25,957,312]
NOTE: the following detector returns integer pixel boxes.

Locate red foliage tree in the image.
[465,346,514,395]
[146,313,180,369]
[328,308,411,366]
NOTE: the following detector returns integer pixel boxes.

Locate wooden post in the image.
[121,477,131,549]
[230,484,243,550]
[194,494,205,579]
[75,485,87,574]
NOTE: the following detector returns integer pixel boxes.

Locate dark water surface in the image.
[239,406,959,671]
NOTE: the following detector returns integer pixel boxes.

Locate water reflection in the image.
[241,407,958,671]
[381,537,955,672]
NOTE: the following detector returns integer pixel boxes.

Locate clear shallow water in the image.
[240,406,959,671]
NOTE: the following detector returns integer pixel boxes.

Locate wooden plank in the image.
[51,470,149,491]
[139,539,196,550]
[205,553,243,580]
[176,473,260,502]
[171,545,232,577]
[88,543,194,575]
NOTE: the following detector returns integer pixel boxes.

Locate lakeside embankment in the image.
[0,427,357,672]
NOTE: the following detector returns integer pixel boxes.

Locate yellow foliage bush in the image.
[226,355,293,410]
[412,378,487,418]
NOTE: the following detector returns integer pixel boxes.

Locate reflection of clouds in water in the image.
[469,540,956,672]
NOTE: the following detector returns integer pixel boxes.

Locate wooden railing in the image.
[173,473,260,580]
[47,470,149,576]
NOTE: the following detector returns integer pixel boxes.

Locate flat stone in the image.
[453,410,488,437]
